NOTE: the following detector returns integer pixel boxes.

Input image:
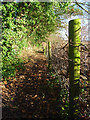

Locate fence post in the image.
[48,41,51,71]
[44,43,47,55]
[69,19,81,119]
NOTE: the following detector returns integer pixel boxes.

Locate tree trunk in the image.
[69,19,81,119]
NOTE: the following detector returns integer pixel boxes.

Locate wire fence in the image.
[45,40,90,119]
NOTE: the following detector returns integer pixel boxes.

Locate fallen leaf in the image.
[3,81,7,85]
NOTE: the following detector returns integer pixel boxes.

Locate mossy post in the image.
[69,19,81,119]
[44,43,47,55]
[48,41,51,71]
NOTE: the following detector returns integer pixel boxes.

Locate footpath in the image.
[2,50,60,119]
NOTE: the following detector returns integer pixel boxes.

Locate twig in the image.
[75,0,90,15]
[80,43,89,51]
[61,43,68,49]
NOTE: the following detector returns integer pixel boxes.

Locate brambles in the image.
[51,40,90,119]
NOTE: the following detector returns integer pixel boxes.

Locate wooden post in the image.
[44,43,47,55]
[69,19,81,119]
[48,41,51,71]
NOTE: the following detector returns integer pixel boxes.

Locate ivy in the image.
[1,2,71,79]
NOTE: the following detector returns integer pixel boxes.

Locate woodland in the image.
[0,1,90,120]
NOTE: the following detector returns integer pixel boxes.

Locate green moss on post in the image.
[69,19,81,119]
[44,44,47,55]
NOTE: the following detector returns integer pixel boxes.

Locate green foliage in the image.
[2,1,83,79]
[47,72,69,119]
[1,2,70,79]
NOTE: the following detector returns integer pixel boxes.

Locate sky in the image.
[57,2,89,41]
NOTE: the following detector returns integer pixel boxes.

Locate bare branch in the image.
[75,0,90,15]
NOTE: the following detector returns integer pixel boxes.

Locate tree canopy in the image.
[1,1,83,78]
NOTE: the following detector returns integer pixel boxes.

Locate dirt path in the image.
[2,50,61,119]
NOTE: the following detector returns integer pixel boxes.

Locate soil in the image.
[2,49,61,119]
